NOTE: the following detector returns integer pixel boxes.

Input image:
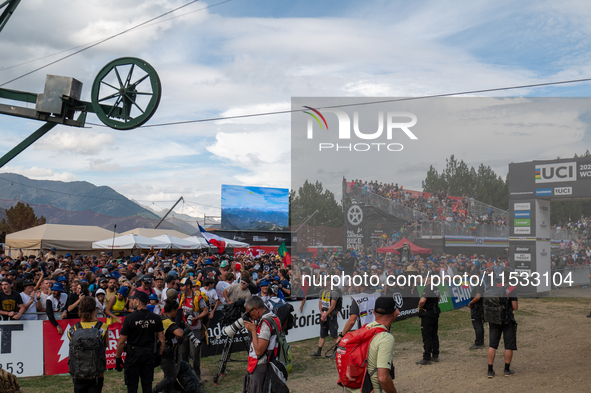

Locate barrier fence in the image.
[0,283,475,378]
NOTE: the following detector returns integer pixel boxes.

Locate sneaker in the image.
[431,356,439,362]
[310,351,321,358]
[488,370,495,378]
[504,369,515,377]
[469,344,485,350]
[586,313,591,318]
[416,359,432,365]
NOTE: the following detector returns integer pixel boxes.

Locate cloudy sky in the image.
[1,0,591,220]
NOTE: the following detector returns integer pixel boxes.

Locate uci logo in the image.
[535,162,576,184]
[304,106,418,152]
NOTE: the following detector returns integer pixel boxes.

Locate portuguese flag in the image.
[278,241,291,266]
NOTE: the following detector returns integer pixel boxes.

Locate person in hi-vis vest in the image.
[311,279,341,357]
[337,276,381,343]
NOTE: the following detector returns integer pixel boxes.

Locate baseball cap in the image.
[22,279,35,287]
[130,291,149,304]
[375,296,398,314]
[58,276,67,282]
[149,293,158,301]
[141,276,152,283]
[259,279,269,286]
[180,277,191,286]
[192,280,201,287]
[51,282,64,292]
[95,289,106,296]
[220,260,228,268]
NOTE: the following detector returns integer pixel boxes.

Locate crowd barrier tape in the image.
[43,318,126,376]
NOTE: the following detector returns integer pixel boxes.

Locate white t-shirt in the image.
[216,281,231,304]
[39,291,51,320]
[20,292,38,320]
[201,288,218,310]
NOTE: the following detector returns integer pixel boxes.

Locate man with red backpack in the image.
[336,297,399,393]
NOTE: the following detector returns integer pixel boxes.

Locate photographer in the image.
[242,296,281,393]
[176,278,208,380]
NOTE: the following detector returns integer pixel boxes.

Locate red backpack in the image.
[336,323,387,390]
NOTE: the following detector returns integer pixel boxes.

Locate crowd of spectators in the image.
[346,179,507,248]
[0,248,301,326]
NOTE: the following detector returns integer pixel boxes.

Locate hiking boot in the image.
[415,359,432,365]
[469,344,485,350]
[488,370,495,378]
[431,355,439,362]
[504,369,515,377]
[310,349,321,358]
[586,312,591,318]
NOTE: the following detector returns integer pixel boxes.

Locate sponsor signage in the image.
[0,320,44,377]
[535,188,553,196]
[514,219,531,226]
[43,318,126,375]
[515,246,530,252]
[233,246,279,258]
[514,253,532,261]
[535,162,576,183]
[514,227,531,234]
[554,187,572,195]
[449,282,472,309]
[514,211,530,218]
[514,203,531,210]
[211,230,292,246]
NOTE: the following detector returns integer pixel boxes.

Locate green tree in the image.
[0,202,46,233]
[290,180,343,228]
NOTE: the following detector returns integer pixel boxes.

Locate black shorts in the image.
[320,314,338,338]
[489,322,517,350]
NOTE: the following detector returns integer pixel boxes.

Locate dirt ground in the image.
[283,291,591,393]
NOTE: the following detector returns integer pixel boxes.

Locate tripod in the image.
[213,331,251,385]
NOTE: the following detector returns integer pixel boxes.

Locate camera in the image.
[188,331,201,347]
[220,299,249,338]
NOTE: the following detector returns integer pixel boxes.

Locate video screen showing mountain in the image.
[221,185,289,231]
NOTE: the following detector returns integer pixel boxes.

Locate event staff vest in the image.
[351,293,378,326]
[320,290,333,311]
[247,314,281,373]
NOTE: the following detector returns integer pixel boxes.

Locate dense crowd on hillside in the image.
[346,179,508,248]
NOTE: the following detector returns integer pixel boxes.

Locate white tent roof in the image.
[152,235,203,250]
[185,235,250,248]
[6,224,114,250]
[92,234,170,250]
[119,228,189,238]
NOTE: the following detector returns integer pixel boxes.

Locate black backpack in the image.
[68,322,106,379]
[262,359,290,393]
[174,361,201,393]
[482,287,508,324]
[332,287,343,313]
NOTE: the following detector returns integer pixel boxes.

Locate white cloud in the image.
[88,158,123,172]
[0,166,78,181]
[34,129,115,155]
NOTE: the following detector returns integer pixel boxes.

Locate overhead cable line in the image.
[95,76,591,128]
[0,0,233,73]
[0,0,203,87]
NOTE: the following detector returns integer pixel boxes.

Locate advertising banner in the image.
[0,320,44,377]
[418,285,454,312]
[43,318,126,375]
[448,282,472,309]
[233,246,279,257]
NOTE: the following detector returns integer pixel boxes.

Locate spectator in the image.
[0,278,24,320]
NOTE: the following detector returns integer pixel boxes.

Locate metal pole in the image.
[0,0,21,34]
[154,196,184,229]
[111,224,117,255]
[0,122,56,168]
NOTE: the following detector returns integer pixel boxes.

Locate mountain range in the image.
[221,208,289,231]
[0,173,197,234]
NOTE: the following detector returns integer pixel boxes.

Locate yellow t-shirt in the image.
[347,322,395,393]
[67,321,108,341]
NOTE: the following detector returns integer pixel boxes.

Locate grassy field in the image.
[17,305,517,393]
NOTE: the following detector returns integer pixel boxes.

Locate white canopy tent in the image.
[92,234,170,250]
[152,235,203,250]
